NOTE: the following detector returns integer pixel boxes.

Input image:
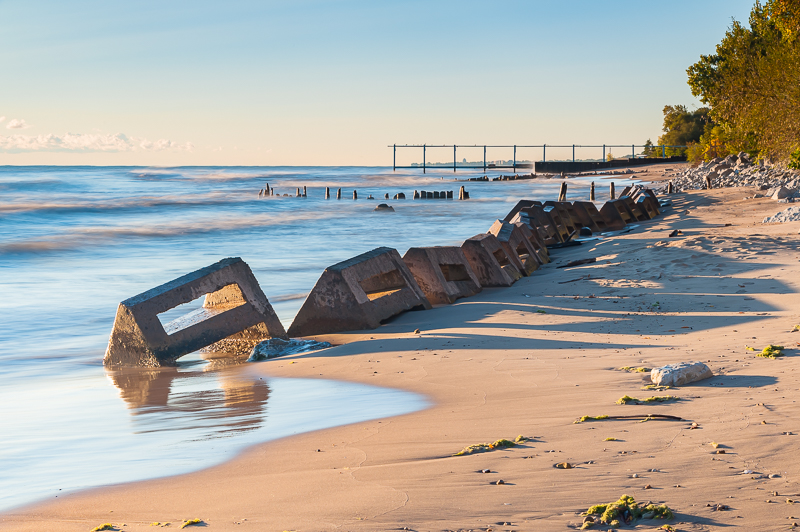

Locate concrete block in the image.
[621,196,650,221]
[571,201,614,232]
[503,200,543,223]
[104,257,287,367]
[488,219,541,275]
[402,246,481,305]
[543,202,579,234]
[287,247,431,337]
[637,195,659,219]
[511,205,563,246]
[461,233,523,287]
[514,222,550,264]
[651,361,713,387]
[599,199,634,228]
[542,205,573,242]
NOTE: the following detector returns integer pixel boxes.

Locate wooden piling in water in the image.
[303,186,307,197]
[325,187,330,199]
[667,181,674,194]
[265,183,270,196]
[590,182,595,201]
[610,182,615,199]
[558,182,567,202]
[296,188,301,197]
[336,188,342,200]
[353,190,358,200]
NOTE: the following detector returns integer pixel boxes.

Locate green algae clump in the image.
[454,437,524,456]
[757,345,784,358]
[575,415,609,424]
[603,437,618,441]
[581,494,674,529]
[180,519,204,529]
[618,366,650,373]
[90,525,116,532]
[616,395,678,405]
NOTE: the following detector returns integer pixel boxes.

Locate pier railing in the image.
[390,144,689,173]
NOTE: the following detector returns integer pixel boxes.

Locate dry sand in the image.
[4,185,800,532]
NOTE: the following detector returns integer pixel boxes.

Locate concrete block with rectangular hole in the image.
[488,219,540,276]
[543,202,579,235]
[402,246,481,305]
[600,199,634,228]
[542,205,573,242]
[287,247,431,337]
[502,199,543,223]
[513,222,550,264]
[568,201,605,232]
[104,257,287,367]
[621,196,650,221]
[461,233,522,287]
[511,205,563,246]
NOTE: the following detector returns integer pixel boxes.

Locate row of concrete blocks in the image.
[503,189,661,247]
[104,189,661,367]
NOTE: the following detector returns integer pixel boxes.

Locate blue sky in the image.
[0,0,755,165]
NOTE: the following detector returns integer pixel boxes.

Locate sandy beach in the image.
[4,181,800,532]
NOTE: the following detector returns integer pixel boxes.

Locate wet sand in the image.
[4,185,800,531]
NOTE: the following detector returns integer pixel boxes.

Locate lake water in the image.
[0,165,621,511]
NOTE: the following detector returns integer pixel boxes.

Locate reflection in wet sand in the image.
[107,358,270,440]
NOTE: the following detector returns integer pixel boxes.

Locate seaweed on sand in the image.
[581,494,674,529]
[180,519,204,529]
[616,395,679,405]
[454,435,529,456]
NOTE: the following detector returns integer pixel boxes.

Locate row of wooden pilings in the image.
[258,184,471,200]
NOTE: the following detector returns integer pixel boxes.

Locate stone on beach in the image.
[651,361,713,387]
[763,205,800,223]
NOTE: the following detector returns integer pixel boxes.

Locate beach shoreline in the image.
[5,184,800,531]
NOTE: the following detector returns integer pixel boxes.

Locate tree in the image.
[686,0,800,162]
[656,105,710,156]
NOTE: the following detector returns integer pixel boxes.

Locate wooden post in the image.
[667,181,674,194]
[325,187,330,199]
[384,193,389,199]
[705,175,713,189]
[336,188,342,200]
[303,186,307,197]
[265,183,270,196]
[590,181,596,201]
[414,190,419,199]
[353,190,358,200]
[296,188,301,197]
[558,182,567,202]
[610,182,615,200]
[458,186,465,200]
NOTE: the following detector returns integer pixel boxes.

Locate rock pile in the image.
[657,152,800,200]
[763,206,800,224]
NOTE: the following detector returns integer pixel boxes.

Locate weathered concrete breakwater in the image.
[104,186,665,367]
[658,152,800,200]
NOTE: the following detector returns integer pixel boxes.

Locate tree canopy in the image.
[685,0,800,163]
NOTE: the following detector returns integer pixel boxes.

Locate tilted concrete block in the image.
[651,361,713,387]
[287,247,431,337]
[502,199,543,223]
[599,199,634,228]
[461,233,522,287]
[542,205,573,242]
[572,201,615,232]
[621,196,650,221]
[543,202,579,235]
[637,195,659,219]
[514,222,550,264]
[512,205,564,246]
[104,257,287,367]
[488,219,541,275]
[402,246,481,305]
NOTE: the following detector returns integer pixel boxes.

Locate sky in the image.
[0,0,756,166]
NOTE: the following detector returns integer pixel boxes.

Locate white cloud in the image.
[6,118,31,129]
[0,132,194,153]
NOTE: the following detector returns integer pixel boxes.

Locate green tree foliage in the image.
[656,105,711,157]
[642,139,656,157]
[686,0,800,162]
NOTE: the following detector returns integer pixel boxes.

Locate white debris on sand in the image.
[763,206,800,224]
[657,152,800,198]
